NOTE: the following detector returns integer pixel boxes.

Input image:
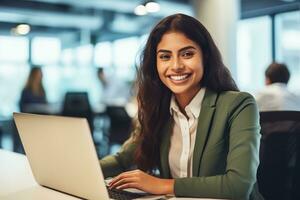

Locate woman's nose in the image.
[170,57,184,71]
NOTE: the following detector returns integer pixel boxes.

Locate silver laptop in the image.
[13,112,160,200]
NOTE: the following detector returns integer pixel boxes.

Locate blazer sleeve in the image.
[174,93,261,200]
[100,128,140,178]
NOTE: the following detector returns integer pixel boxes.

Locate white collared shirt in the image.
[168,88,206,178]
[255,83,300,111]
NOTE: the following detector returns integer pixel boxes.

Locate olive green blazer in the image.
[100,89,263,200]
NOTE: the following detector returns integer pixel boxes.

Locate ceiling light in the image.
[134,5,147,16]
[16,24,31,35]
[145,1,160,13]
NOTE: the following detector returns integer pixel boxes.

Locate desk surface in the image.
[0,149,80,200]
[0,149,220,200]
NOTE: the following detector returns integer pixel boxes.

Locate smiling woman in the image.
[100,13,263,200]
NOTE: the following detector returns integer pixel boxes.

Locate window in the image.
[0,36,28,63]
[0,64,29,116]
[237,16,272,93]
[275,11,300,93]
[112,37,140,80]
[61,48,75,66]
[42,65,101,106]
[0,36,29,116]
[75,44,93,67]
[32,36,61,65]
[94,42,113,68]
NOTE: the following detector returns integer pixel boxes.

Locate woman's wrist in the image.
[160,179,175,194]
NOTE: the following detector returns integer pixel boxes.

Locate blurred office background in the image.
[0,0,299,157]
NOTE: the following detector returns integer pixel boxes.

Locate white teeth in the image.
[169,74,189,81]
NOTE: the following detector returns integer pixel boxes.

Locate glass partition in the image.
[275,11,300,94]
[237,16,272,93]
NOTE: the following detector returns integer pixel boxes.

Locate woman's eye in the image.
[182,51,194,58]
[159,54,171,60]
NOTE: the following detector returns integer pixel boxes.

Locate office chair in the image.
[62,92,94,132]
[105,106,132,147]
[257,111,300,200]
[0,118,24,154]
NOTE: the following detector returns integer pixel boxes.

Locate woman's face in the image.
[156,31,204,100]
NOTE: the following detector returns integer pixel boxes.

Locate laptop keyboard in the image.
[107,187,147,200]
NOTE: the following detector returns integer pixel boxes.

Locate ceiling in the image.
[0,0,192,43]
[241,0,300,18]
[0,0,298,45]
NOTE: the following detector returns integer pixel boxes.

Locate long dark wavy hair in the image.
[135,13,239,172]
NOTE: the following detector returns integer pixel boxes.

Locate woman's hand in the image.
[108,169,174,195]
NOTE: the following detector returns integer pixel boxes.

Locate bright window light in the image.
[0,36,29,63]
[32,37,61,65]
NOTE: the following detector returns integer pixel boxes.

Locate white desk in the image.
[0,149,219,200]
[0,149,80,200]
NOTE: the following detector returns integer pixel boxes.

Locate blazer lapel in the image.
[192,89,218,176]
[160,118,173,178]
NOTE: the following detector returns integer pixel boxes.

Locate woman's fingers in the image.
[116,182,140,190]
[109,170,141,187]
[107,169,174,194]
[109,177,137,189]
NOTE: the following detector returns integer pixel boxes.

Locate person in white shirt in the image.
[97,67,133,106]
[256,62,300,111]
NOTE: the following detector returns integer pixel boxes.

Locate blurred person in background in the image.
[96,67,133,106]
[256,62,300,111]
[96,67,137,151]
[19,66,47,112]
[97,67,107,89]
[100,13,262,200]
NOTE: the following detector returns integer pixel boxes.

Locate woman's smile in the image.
[168,73,192,82]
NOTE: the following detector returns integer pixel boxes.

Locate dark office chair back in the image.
[258,111,300,200]
[105,106,132,145]
[62,92,94,131]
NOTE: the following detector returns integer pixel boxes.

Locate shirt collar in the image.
[170,96,180,115]
[270,82,288,88]
[169,87,206,118]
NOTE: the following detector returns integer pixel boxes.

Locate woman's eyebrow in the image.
[178,46,196,53]
[157,49,171,54]
[157,46,196,54]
